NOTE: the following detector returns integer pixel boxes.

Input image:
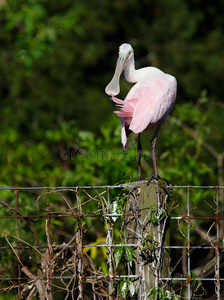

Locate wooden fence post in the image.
[124,180,170,299]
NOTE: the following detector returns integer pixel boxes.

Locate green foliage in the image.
[0,0,223,189]
[184,272,207,297]
[120,280,136,298]
[150,204,166,225]
[138,232,157,262]
[111,190,128,222]
[114,246,123,268]
[124,246,134,267]
[147,287,180,300]
[114,245,134,268]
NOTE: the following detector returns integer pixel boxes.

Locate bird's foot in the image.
[147,174,173,185]
[147,174,174,195]
[137,175,142,181]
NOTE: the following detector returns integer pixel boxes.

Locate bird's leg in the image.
[151,124,161,179]
[147,124,173,189]
[137,133,142,180]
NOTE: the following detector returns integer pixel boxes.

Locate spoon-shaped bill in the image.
[105,52,129,96]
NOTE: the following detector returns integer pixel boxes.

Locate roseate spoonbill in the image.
[105,43,177,181]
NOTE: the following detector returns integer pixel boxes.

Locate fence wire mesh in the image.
[0,184,223,299]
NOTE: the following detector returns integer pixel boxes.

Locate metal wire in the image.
[0,185,223,299]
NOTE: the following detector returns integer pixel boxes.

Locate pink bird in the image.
[105,43,177,182]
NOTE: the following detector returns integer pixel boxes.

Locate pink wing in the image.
[129,75,177,133]
[110,74,177,149]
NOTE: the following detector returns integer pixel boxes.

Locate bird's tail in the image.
[111,97,137,150]
[111,96,137,118]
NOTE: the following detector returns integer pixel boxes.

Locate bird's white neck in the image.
[123,55,139,83]
[124,55,165,84]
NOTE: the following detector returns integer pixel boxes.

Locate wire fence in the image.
[0,184,223,299]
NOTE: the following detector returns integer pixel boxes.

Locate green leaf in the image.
[185,272,198,289]
[150,205,166,225]
[157,288,166,300]
[191,272,198,289]
[147,288,166,300]
[128,280,136,296]
[111,202,118,222]
[125,246,133,266]
[157,208,166,220]
[151,214,158,225]
[114,246,124,268]
[165,290,172,299]
[150,205,158,225]
[147,287,154,297]
[120,280,128,297]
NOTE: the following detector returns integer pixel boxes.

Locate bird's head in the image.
[105,43,133,96]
